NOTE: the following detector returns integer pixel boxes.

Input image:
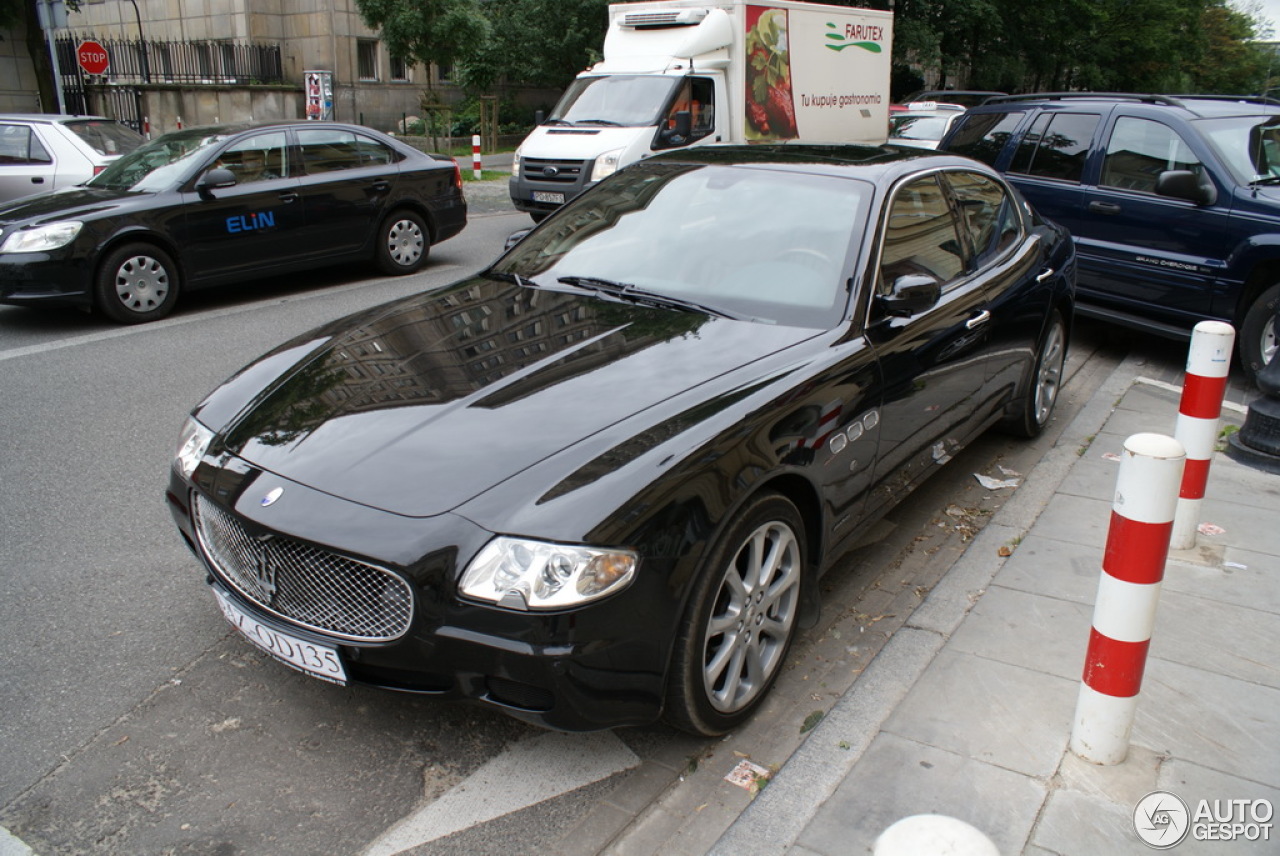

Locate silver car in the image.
[0,114,144,204]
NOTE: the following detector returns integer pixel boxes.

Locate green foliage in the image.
[458,0,609,92]
[353,0,491,77]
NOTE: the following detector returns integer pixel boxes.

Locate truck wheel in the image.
[1002,310,1066,438]
[1240,284,1280,378]
[664,493,805,737]
[95,243,180,324]
[375,209,429,275]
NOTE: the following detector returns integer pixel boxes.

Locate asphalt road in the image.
[0,197,1190,856]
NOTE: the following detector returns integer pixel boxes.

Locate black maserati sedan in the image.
[0,120,466,323]
[167,144,1075,736]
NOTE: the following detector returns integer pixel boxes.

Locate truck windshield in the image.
[1197,115,1280,184]
[550,75,680,127]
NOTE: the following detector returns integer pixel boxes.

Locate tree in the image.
[352,0,491,89]
[3,0,83,112]
[459,0,609,92]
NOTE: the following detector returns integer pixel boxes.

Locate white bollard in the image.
[874,815,1000,856]
[1071,433,1184,765]
[472,133,482,180]
[1170,321,1235,549]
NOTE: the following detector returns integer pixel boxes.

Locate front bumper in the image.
[0,249,94,308]
[166,463,671,732]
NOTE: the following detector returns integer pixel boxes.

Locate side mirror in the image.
[657,111,693,148]
[197,167,238,197]
[877,273,942,318]
[1156,170,1217,206]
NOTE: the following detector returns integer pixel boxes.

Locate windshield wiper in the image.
[483,270,534,288]
[1251,175,1280,186]
[557,275,739,319]
[573,119,623,127]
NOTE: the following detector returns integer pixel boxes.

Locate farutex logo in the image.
[824,21,884,53]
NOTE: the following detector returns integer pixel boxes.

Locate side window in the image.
[944,171,1022,270]
[942,112,1022,166]
[352,133,399,166]
[218,131,288,184]
[660,77,716,147]
[297,129,363,174]
[1101,117,1201,194]
[1010,112,1099,182]
[879,175,966,295]
[0,125,51,164]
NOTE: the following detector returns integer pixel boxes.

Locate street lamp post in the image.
[126,0,151,83]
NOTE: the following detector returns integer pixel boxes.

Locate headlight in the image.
[590,148,626,182]
[459,537,637,610]
[511,146,522,179]
[174,417,214,480]
[0,221,83,253]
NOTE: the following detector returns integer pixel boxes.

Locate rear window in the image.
[64,120,144,157]
[1010,112,1099,183]
[942,112,1023,166]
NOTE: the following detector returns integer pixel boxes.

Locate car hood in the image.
[0,185,146,224]
[199,276,820,517]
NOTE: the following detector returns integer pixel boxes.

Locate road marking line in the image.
[363,731,639,856]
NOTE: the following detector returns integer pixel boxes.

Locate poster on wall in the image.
[304,70,334,120]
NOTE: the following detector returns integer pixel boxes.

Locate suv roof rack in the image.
[984,92,1186,107]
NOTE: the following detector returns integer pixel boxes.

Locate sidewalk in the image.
[708,356,1280,855]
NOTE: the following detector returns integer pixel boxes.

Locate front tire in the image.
[375,209,429,275]
[664,493,806,736]
[1003,310,1066,438]
[1240,283,1280,378]
[95,243,180,324]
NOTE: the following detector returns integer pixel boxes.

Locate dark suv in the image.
[939,93,1280,375]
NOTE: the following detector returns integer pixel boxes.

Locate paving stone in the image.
[882,649,1076,778]
[795,733,1044,856]
[993,534,1102,605]
[947,586,1093,681]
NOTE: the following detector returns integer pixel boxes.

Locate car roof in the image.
[0,114,120,124]
[649,143,995,182]
[977,92,1280,119]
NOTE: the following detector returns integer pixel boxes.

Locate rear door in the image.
[295,127,400,257]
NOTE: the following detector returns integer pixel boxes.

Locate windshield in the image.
[1197,114,1280,184]
[549,75,682,127]
[491,162,871,329]
[87,129,234,192]
[889,115,952,142]
[64,120,144,157]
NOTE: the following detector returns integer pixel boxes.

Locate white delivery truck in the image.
[508,0,893,220]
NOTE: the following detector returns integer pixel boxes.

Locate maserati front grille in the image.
[193,494,413,642]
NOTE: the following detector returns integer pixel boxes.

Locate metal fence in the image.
[56,35,286,85]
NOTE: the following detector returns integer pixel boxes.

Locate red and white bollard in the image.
[1171,321,1235,549]
[472,134,482,181]
[1070,432,1185,765]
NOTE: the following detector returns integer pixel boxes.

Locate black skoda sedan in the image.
[0,120,466,323]
[167,145,1075,735]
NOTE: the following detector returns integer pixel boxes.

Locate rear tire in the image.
[375,209,429,275]
[95,243,180,324]
[1240,283,1280,379]
[664,493,806,736]
[1003,310,1066,438]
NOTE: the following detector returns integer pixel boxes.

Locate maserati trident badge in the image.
[261,487,284,507]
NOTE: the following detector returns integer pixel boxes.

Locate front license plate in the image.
[532,191,564,204]
[213,589,347,684]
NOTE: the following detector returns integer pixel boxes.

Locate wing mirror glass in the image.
[877,273,942,318]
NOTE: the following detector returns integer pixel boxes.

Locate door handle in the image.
[278,192,298,203]
[1088,201,1121,214]
[368,181,391,192]
[966,309,992,330]
[1036,268,1055,283]
[32,177,45,184]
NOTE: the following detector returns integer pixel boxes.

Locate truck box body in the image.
[509,0,893,218]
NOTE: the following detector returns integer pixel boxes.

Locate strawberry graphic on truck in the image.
[507,1,893,220]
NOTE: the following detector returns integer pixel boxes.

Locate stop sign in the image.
[76,40,110,76]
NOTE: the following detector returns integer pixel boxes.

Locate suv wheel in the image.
[1241,283,1280,377]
